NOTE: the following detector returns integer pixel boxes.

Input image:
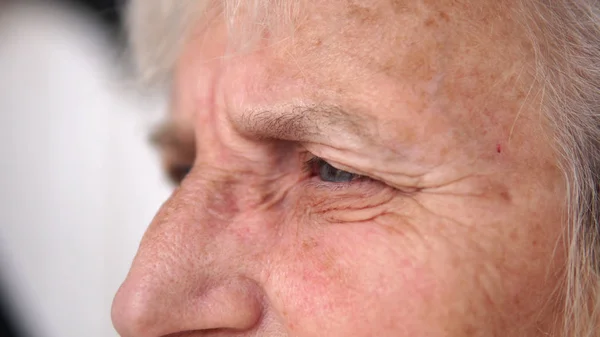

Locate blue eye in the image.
[308,158,359,183]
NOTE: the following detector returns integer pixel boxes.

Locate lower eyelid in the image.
[302,187,397,222]
[304,175,380,192]
[306,178,356,191]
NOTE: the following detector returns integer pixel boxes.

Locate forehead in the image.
[172,0,537,157]
[273,0,526,93]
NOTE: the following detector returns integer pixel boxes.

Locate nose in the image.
[111,181,265,337]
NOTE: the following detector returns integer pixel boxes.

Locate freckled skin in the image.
[112,1,567,337]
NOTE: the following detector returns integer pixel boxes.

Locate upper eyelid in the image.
[301,143,376,176]
[312,157,367,178]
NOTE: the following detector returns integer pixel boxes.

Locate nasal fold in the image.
[111,182,265,337]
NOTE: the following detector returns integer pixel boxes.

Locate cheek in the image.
[262,200,560,337]
[265,221,448,336]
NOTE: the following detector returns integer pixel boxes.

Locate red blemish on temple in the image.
[496,144,502,153]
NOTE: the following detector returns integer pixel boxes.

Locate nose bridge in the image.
[194,120,293,218]
[112,94,298,335]
[112,175,269,337]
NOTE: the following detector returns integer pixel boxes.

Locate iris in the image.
[309,158,359,183]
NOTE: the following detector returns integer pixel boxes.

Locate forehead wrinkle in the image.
[235,104,370,142]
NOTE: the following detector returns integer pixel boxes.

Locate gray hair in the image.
[126,1,600,335]
[126,0,202,83]
[126,0,297,83]
[516,1,600,336]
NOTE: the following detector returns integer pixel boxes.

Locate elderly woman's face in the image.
[112,1,567,336]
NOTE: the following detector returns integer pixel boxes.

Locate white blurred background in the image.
[0,1,172,336]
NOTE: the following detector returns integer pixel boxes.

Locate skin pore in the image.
[112,0,568,336]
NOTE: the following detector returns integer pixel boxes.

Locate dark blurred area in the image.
[0,287,21,337]
[1,2,125,336]
[74,0,123,29]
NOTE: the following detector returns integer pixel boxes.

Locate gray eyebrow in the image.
[235,104,369,142]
